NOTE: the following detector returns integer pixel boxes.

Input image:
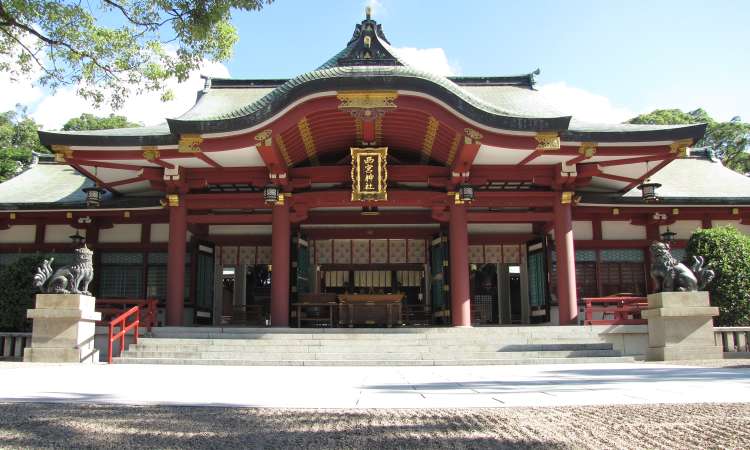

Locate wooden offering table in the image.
[293,293,338,328]
[338,294,403,327]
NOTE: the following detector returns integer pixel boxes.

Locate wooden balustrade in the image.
[583,296,648,325]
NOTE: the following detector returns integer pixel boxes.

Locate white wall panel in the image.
[659,220,702,240]
[99,223,142,243]
[150,223,169,242]
[601,221,646,240]
[572,221,593,240]
[0,225,35,243]
[44,224,80,243]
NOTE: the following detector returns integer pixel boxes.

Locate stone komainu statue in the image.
[649,241,714,293]
[33,246,94,295]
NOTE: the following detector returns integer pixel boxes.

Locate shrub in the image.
[686,226,750,326]
[0,255,45,331]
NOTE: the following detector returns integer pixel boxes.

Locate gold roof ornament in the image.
[166,194,180,207]
[254,129,273,147]
[463,128,483,144]
[142,147,160,161]
[178,134,203,153]
[669,138,692,158]
[535,132,561,151]
[337,91,398,110]
[579,142,597,158]
[52,145,73,162]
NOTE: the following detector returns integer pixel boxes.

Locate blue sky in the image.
[6,0,749,129]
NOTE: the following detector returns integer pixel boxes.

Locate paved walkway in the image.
[1,361,749,408]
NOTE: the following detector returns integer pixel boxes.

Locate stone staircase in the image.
[114,326,639,366]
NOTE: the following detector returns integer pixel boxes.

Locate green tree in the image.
[628,109,750,173]
[0,1,272,109]
[0,255,45,331]
[0,109,47,182]
[686,226,750,326]
[62,113,140,131]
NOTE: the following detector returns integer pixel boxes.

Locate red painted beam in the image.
[517,150,542,166]
[304,211,434,225]
[187,214,272,224]
[622,157,675,192]
[68,158,144,171]
[451,142,481,178]
[596,172,639,184]
[302,227,437,240]
[468,234,536,245]
[467,212,554,223]
[256,143,288,177]
[597,155,669,167]
[362,119,375,142]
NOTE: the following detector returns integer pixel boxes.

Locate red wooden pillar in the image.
[271,201,290,327]
[553,193,577,325]
[449,202,471,327]
[166,196,187,326]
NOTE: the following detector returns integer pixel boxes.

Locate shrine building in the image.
[2,11,750,328]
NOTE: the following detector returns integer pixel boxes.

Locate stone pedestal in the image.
[23,294,101,363]
[642,291,721,361]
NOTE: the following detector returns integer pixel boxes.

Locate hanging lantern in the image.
[69,230,85,247]
[263,184,280,204]
[661,227,677,244]
[82,186,105,208]
[637,179,661,202]
[458,183,474,202]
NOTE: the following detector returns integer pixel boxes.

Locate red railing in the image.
[108,306,140,364]
[97,299,157,332]
[583,296,648,325]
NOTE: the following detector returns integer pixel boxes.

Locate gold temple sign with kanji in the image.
[351,147,388,201]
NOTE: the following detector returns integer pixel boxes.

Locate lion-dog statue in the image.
[32,246,94,295]
[649,241,714,292]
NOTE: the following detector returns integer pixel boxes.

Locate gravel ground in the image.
[0,402,748,449]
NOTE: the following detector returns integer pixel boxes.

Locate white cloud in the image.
[30,60,230,130]
[0,34,45,112]
[537,82,635,123]
[392,47,460,77]
[0,72,44,113]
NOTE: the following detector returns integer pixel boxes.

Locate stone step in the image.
[127,343,614,354]
[149,329,610,339]
[135,337,608,346]
[114,355,637,366]
[151,326,609,334]
[122,349,622,360]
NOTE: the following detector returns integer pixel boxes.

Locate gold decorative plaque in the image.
[351,147,388,201]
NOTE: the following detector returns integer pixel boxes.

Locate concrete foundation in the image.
[23,294,101,363]
[642,291,722,361]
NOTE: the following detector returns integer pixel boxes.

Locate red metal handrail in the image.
[108,305,140,364]
[584,296,648,325]
[97,299,157,331]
